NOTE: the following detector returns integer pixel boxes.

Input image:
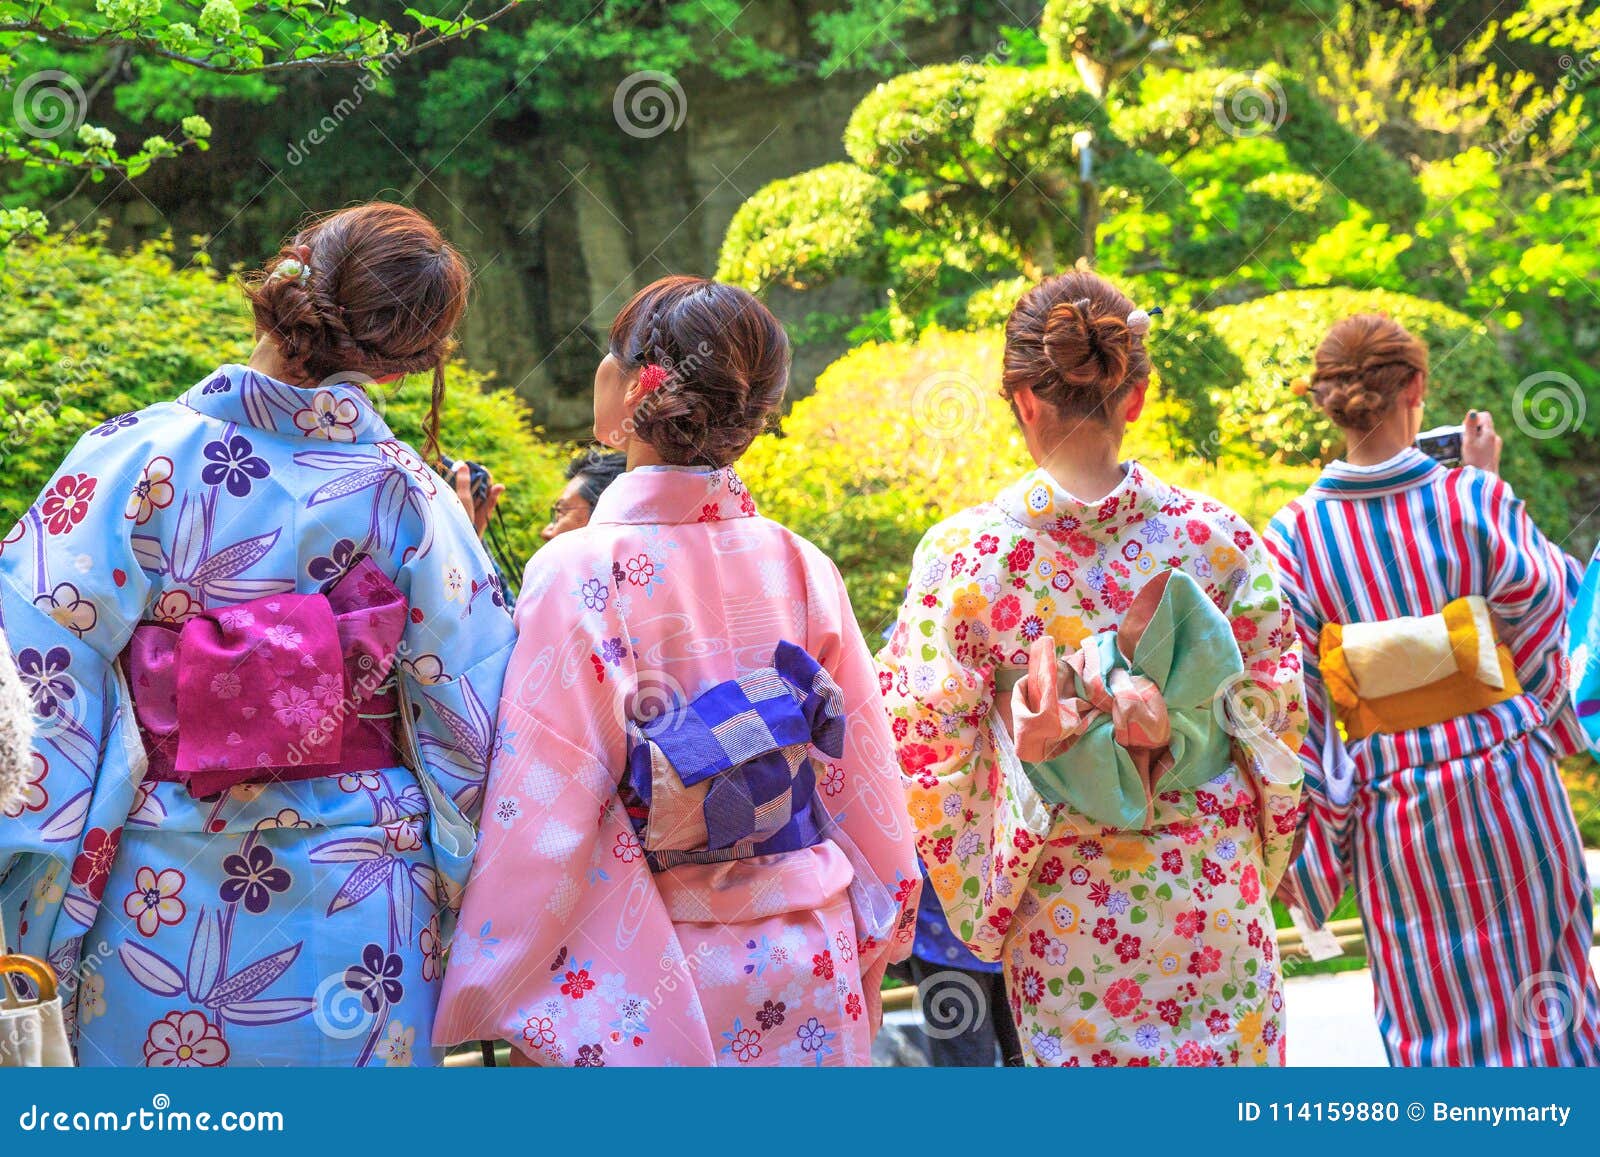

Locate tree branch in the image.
[0,3,521,75]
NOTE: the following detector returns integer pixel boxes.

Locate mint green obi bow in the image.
[994,569,1244,830]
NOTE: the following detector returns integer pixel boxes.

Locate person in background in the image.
[543,447,627,541]
[905,868,1023,1065]
[452,449,620,546]
[1266,313,1599,1066]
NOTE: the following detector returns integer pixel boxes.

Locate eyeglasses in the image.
[548,502,584,523]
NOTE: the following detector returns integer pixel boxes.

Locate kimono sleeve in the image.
[394,489,516,930]
[1263,509,1350,924]
[1480,473,1584,758]
[803,551,920,1006]
[1223,519,1306,895]
[1571,549,1600,752]
[0,427,156,979]
[877,524,1052,964]
[432,546,716,1065]
[0,628,34,816]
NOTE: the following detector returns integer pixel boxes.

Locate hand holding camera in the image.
[1416,410,1501,474]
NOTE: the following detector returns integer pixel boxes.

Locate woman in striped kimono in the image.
[1266,314,1599,1066]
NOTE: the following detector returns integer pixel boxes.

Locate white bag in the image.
[0,934,74,1067]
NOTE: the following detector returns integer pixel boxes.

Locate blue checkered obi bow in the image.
[622,642,846,872]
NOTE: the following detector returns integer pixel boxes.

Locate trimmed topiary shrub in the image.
[715,162,893,293]
[0,230,567,566]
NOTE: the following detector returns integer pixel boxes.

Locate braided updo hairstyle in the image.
[243,202,469,460]
[1002,270,1150,421]
[1308,314,1430,433]
[608,275,789,468]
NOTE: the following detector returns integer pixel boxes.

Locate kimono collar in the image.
[996,461,1163,531]
[1311,447,1441,498]
[176,365,395,444]
[590,464,759,526]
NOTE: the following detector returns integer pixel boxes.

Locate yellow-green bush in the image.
[742,327,1320,634]
[0,231,567,565]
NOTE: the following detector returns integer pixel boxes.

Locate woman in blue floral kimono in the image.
[0,203,515,1066]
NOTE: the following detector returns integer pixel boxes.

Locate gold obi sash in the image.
[1318,595,1520,739]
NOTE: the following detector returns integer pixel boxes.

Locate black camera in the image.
[436,454,493,503]
[1415,425,1464,467]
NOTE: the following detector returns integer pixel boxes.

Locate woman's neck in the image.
[625,442,668,470]
[1032,425,1127,503]
[1342,413,1416,466]
[247,337,310,388]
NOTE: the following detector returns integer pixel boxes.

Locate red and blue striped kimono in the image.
[1264,447,1599,1066]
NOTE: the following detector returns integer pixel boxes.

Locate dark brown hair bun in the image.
[1310,314,1429,433]
[1003,270,1150,420]
[244,201,469,459]
[608,275,789,468]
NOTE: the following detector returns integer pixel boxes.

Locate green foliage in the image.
[0,230,564,565]
[720,30,1438,461]
[742,327,1318,634]
[411,0,967,174]
[0,1,512,186]
[716,163,893,292]
[1206,287,1568,530]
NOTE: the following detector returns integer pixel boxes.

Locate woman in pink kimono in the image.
[880,271,1305,1066]
[434,276,920,1066]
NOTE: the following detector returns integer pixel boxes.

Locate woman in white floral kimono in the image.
[880,271,1305,1066]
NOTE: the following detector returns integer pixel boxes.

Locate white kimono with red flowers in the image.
[880,463,1304,1067]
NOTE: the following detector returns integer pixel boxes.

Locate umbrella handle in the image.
[0,955,58,1006]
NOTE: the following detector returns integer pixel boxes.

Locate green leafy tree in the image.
[720,2,1597,498]
[717,13,1418,458]
[0,0,517,237]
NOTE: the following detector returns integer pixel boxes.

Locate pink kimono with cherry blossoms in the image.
[433,465,919,1066]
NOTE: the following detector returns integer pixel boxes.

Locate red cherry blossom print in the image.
[69,826,121,902]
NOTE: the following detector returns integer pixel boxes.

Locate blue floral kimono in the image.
[0,365,515,1067]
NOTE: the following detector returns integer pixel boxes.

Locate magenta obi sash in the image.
[126,557,408,798]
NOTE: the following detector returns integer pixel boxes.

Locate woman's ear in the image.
[1406,370,1427,409]
[1012,385,1041,427]
[619,368,648,410]
[1123,379,1150,423]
